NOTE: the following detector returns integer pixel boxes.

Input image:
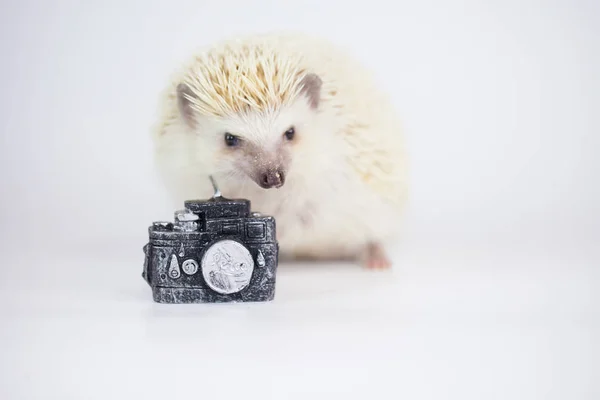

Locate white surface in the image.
[2,237,598,399]
[0,0,599,399]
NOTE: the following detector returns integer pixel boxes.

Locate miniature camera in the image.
[141,177,279,304]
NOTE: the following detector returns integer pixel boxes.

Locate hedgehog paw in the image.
[363,242,391,270]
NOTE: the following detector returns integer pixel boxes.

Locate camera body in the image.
[142,191,279,304]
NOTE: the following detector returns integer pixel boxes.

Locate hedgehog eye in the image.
[284,127,295,141]
[224,133,240,147]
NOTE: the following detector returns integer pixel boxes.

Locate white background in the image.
[1,0,598,399]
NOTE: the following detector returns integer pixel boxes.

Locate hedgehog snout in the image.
[258,168,285,189]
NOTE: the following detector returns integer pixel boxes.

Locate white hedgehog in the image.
[151,32,408,269]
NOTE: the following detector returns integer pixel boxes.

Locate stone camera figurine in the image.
[142,176,279,304]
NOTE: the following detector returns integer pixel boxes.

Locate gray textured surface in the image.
[142,189,279,304]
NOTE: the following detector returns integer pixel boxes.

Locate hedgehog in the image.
[151,32,408,269]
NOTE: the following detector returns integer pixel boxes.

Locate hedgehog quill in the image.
[151,33,408,269]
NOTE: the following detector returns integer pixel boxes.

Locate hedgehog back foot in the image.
[362,242,392,270]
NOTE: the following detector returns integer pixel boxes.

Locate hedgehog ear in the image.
[300,73,322,109]
[177,83,197,127]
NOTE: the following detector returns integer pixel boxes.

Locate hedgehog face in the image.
[176,72,323,190]
[209,97,318,190]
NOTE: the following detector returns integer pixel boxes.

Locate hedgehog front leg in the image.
[362,242,392,269]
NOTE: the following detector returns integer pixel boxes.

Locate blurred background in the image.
[2,0,598,252]
[0,1,598,399]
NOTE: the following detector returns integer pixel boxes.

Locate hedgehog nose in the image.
[260,169,285,189]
